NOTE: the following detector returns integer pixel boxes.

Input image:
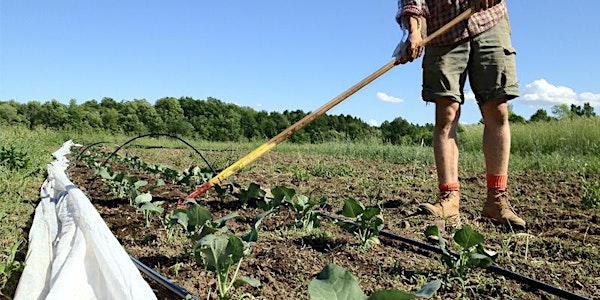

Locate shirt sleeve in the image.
[396,0,427,29]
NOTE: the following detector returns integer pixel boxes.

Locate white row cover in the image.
[15,141,157,300]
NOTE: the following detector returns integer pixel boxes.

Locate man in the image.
[396,0,526,229]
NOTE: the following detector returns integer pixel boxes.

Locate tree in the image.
[551,104,573,119]
[529,109,553,122]
[380,117,415,145]
[18,101,43,129]
[570,103,596,117]
[0,101,23,125]
[41,100,69,129]
[155,97,193,136]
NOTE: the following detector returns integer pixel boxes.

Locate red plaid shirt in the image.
[397,0,507,46]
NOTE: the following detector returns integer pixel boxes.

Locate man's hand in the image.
[472,0,501,12]
[395,16,424,65]
[402,32,424,63]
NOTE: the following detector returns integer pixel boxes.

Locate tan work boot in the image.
[419,191,460,218]
[482,189,526,229]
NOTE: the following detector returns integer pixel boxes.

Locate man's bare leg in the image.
[479,97,526,229]
[419,97,462,218]
[434,97,461,185]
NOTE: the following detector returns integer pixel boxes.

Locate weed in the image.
[0,146,29,170]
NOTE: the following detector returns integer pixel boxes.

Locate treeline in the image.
[0,97,432,145]
[1,97,596,145]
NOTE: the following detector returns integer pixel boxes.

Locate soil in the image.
[67,148,600,300]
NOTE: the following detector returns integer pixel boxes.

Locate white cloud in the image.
[464,91,476,102]
[521,79,600,107]
[376,92,404,103]
[255,103,263,107]
[369,119,379,126]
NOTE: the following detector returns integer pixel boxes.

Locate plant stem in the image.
[226,258,244,294]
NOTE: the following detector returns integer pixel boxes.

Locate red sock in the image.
[486,174,507,190]
[439,182,460,192]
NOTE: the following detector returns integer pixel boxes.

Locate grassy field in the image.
[1,117,599,298]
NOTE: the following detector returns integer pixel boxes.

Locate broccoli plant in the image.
[196,234,260,300]
[272,185,327,231]
[133,193,164,227]
[425,224,497,279]
[169,202,259,299]
[309,263,440,300]
[234,182,266,208]
[336,197,384,249]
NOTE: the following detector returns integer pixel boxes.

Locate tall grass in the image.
[458,117,600,172]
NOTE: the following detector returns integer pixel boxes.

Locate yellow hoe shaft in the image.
[183,8,474,202]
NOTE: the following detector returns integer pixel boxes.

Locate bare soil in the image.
[67,148,600,300]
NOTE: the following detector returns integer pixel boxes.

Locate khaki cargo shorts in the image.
[422,16,519,105]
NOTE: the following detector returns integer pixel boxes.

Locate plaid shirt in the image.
[397,0,507,46]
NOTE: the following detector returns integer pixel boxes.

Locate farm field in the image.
[1,123,600,299]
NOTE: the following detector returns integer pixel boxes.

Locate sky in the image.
[1,1,599,126]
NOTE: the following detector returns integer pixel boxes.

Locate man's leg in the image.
[434,97,461,187]
[420,97,461,218]
[480,98,526,229]
[480,98,510,176]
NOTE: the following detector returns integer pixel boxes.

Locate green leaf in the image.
[271,185,295,201]
[361,207,381,220]
[171,210,189,229]
[226,234,246,263]
[186,204,212,228]
[197,234,229,271]
[467,253,495,268]
[454,225,484,250]
[341,198,364,218]
[308,264,367,300]
[98,168,113,179]
[140,202,164,213]
[413,280,441,298]
[424,225,439,239]
[134,193,153,205]
[234,276,261,288]
[368,290,416,300]
[134,180,148,189]
[214,212,239,227]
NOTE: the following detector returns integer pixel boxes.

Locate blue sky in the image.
[1,1,599,126]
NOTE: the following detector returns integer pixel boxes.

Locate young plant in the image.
[581,178,600,209]
[133,193,164,227]
[172,202,259,300]
[234,182,266,208]
[308,263,440,300]
[195,234,260,300]
[425,224,497,279]
[336,197,384,249]
[284,189,326,231]
[178,165,212,187]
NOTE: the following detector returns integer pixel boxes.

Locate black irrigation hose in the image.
[130,256,201,300]
[100,133,217,175]
[323,212,591,300]
[88,133,217,191]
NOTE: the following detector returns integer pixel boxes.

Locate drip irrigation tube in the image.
[324,213,591,300]
[131,256,201,300]
[99,133,217,175]
[87,133,218,191]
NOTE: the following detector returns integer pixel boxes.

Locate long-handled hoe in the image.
[178,9,474,207]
